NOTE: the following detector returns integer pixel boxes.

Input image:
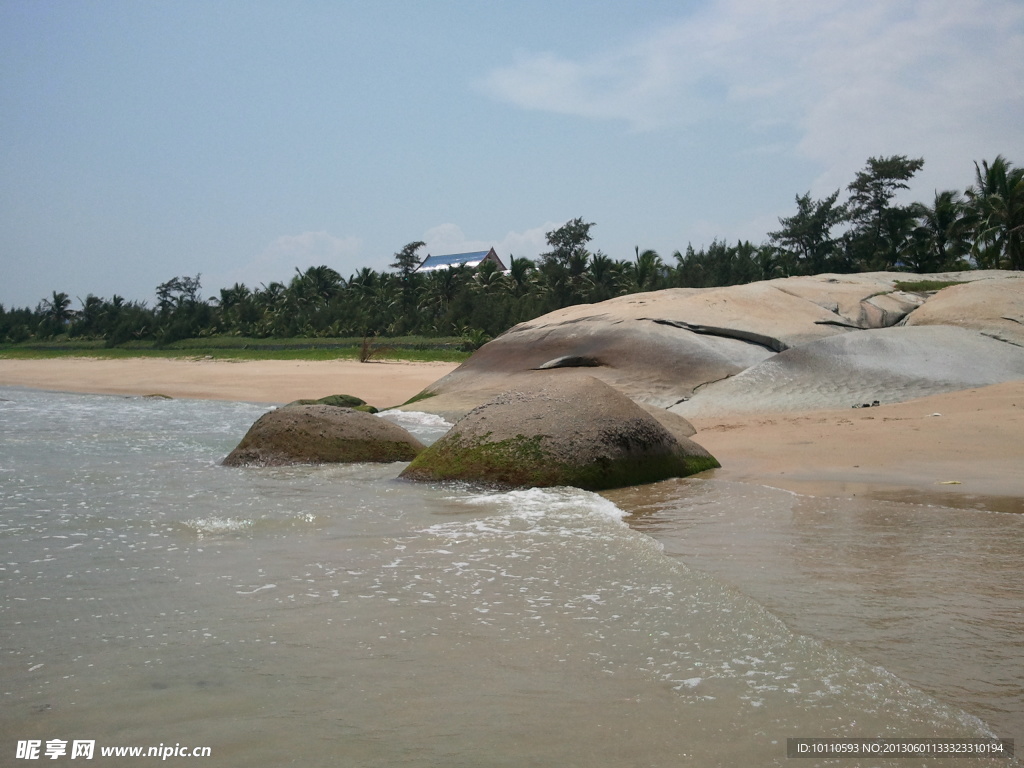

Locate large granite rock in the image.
[223,405,424,466]
[671,325,1024,418]
[902,276,1024,346]
[402,273,1004,420]
[399,373,718,491]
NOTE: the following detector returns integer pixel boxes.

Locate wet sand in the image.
[2,356,1021,507]
[689,380,1024,510]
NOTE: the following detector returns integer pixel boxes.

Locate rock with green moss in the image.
[223,405,422,466]
[399,373,718,491]
[284,394,378,413]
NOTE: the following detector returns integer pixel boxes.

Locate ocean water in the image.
[0,387,1019,767]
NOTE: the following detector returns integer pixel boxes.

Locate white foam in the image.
[423,487,631,545]
[235,584,276,595]
[183,517,254,537]
[377,410,452,444]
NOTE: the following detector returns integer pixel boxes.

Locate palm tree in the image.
[472,259,504,295]
[504,256,537,298]
[418,265,467,320]
[44,291,73,324]
[348,267,378,293]
[585,252,618,301]
[296,265,344,304]
[907,190,973,272]
[631,247,665,292]
[967,155,1024,270]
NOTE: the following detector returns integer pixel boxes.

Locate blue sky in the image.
[2,0,1022,309]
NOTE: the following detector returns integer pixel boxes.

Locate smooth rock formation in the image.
[902,276,1024,346]
[223,405,424,466]
[671,325,1024,418]
[399,270,1024,422]
[399,374,718,491]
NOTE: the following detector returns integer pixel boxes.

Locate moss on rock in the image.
[399,373,719,491]
[223,404,422,466]
[284,394,378,413]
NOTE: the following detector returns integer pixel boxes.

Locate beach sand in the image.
[2,356,1021,509]
[0,356,460,409]
[689,380,1024,511]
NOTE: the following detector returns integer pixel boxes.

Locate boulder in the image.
[223,405,424,466]
[408,322,773,416]
[399,373,719,491]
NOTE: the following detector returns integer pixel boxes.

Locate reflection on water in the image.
[608,477,1024,740]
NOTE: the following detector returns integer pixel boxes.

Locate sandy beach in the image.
[0,356,459,409]
[689,380,1024,511]
[2,356,1021,508]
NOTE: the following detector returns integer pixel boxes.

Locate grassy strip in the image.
[0,336,471,363]
[893,280,966,293]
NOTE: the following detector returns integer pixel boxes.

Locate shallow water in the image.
[1,388,1018,766]
[607,478,1024,742]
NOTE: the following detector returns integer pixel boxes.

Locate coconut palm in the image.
[295,265,344,304]
[906,190,973,272]
[472,259,504,295]
[967,155,1024,270]
[44,291,73,324]
[631,247,665,292]
[504,256,537,298]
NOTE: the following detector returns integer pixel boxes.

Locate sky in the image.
[1,0,1022,309]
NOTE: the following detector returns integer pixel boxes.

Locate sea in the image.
[1,386,1020,767]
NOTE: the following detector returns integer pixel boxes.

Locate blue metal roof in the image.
[417,250,497,272]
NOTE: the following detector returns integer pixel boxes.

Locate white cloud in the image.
[206,231,362,293]
[480,0,1024,194]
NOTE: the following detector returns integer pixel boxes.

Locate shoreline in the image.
[2,356,1021,510]
[688,380,1024,512]
[0,356,460,409]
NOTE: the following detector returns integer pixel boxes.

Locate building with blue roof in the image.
[415,247,506,273]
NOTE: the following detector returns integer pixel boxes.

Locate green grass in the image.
[0,335,471,363]
[893,280,966,293]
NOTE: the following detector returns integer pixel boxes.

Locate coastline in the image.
[0,356,460,409]
[689,380,1024,512]
[2,356,1021,509]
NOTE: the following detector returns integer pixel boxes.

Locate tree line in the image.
[3,154,1021,347]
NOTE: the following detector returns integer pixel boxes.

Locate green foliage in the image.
[892,280,966,293]
[3,154,1020,352]
[0,336,470,363]
[768,190,848,274]
[845,155,925,269]
[459,327,491,351]
[967,155,1024,270]
[390,241,426,276]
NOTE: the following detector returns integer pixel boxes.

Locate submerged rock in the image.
[399,374,718,491]
[223,405,423,466]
